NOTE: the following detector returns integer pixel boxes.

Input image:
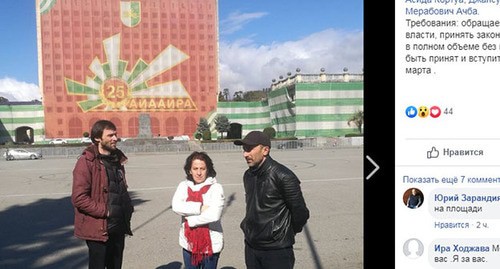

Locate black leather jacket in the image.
[240,156,310,250]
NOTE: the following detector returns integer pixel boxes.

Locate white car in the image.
[49,138,68,144]
[81,137,92,144]
[4,149,43,160]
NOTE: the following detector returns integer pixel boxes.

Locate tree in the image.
[223,88,230,101]
[196,117,210,134]
[243,90,267,101]
[348,110,364,134]
[263,127,276,139]
[218,91,225,101]
[202,130,212,141]
[214,114,231,139]
[233,91,244,101]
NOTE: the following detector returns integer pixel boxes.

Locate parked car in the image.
[277,140,304,149]
[81,137,92,144]
[49,138,68,144]
[4,149,43,160]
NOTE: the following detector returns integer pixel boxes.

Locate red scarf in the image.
[185,184,213,266]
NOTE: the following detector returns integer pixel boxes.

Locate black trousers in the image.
[86,233,125,269]
[244,242,295,269]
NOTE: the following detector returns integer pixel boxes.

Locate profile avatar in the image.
[404,188,423,209]
[403,238,424,259]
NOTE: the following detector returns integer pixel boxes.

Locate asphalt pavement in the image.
[0,147,363,269]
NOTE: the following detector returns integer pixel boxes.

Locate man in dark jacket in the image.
[71,120,133,269]
[234,131,310,269]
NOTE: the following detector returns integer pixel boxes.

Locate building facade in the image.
[0,101,45,144]
[36,0,219,139]
[0,72,363,143]
[217,72,364,138]
[1,2,363,143]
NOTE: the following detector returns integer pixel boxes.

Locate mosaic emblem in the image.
[39,0,57,14]
[120,1,141,27]
[65,34,196,112]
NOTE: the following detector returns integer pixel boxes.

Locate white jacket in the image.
[171,177,225,253]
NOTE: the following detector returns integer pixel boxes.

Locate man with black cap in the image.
[234,131,310,269]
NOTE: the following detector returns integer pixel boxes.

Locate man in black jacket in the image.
[234,131,310,269]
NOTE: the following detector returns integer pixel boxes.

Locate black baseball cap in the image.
[234,131,271,148]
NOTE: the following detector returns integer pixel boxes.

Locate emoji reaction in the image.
[418,106,429,118]
[405,106,417,118]
[429,106,441,118]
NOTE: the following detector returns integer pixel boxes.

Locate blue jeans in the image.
[182,248,220,269]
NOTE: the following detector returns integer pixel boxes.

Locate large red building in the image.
[36,0,219,138]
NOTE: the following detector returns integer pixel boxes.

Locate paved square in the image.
[0,147,363,269]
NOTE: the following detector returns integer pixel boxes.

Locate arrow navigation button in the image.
[366,155,379,180]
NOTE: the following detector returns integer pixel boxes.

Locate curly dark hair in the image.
[183,151,216,181]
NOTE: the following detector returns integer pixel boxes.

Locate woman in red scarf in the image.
[172,151,225,269]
